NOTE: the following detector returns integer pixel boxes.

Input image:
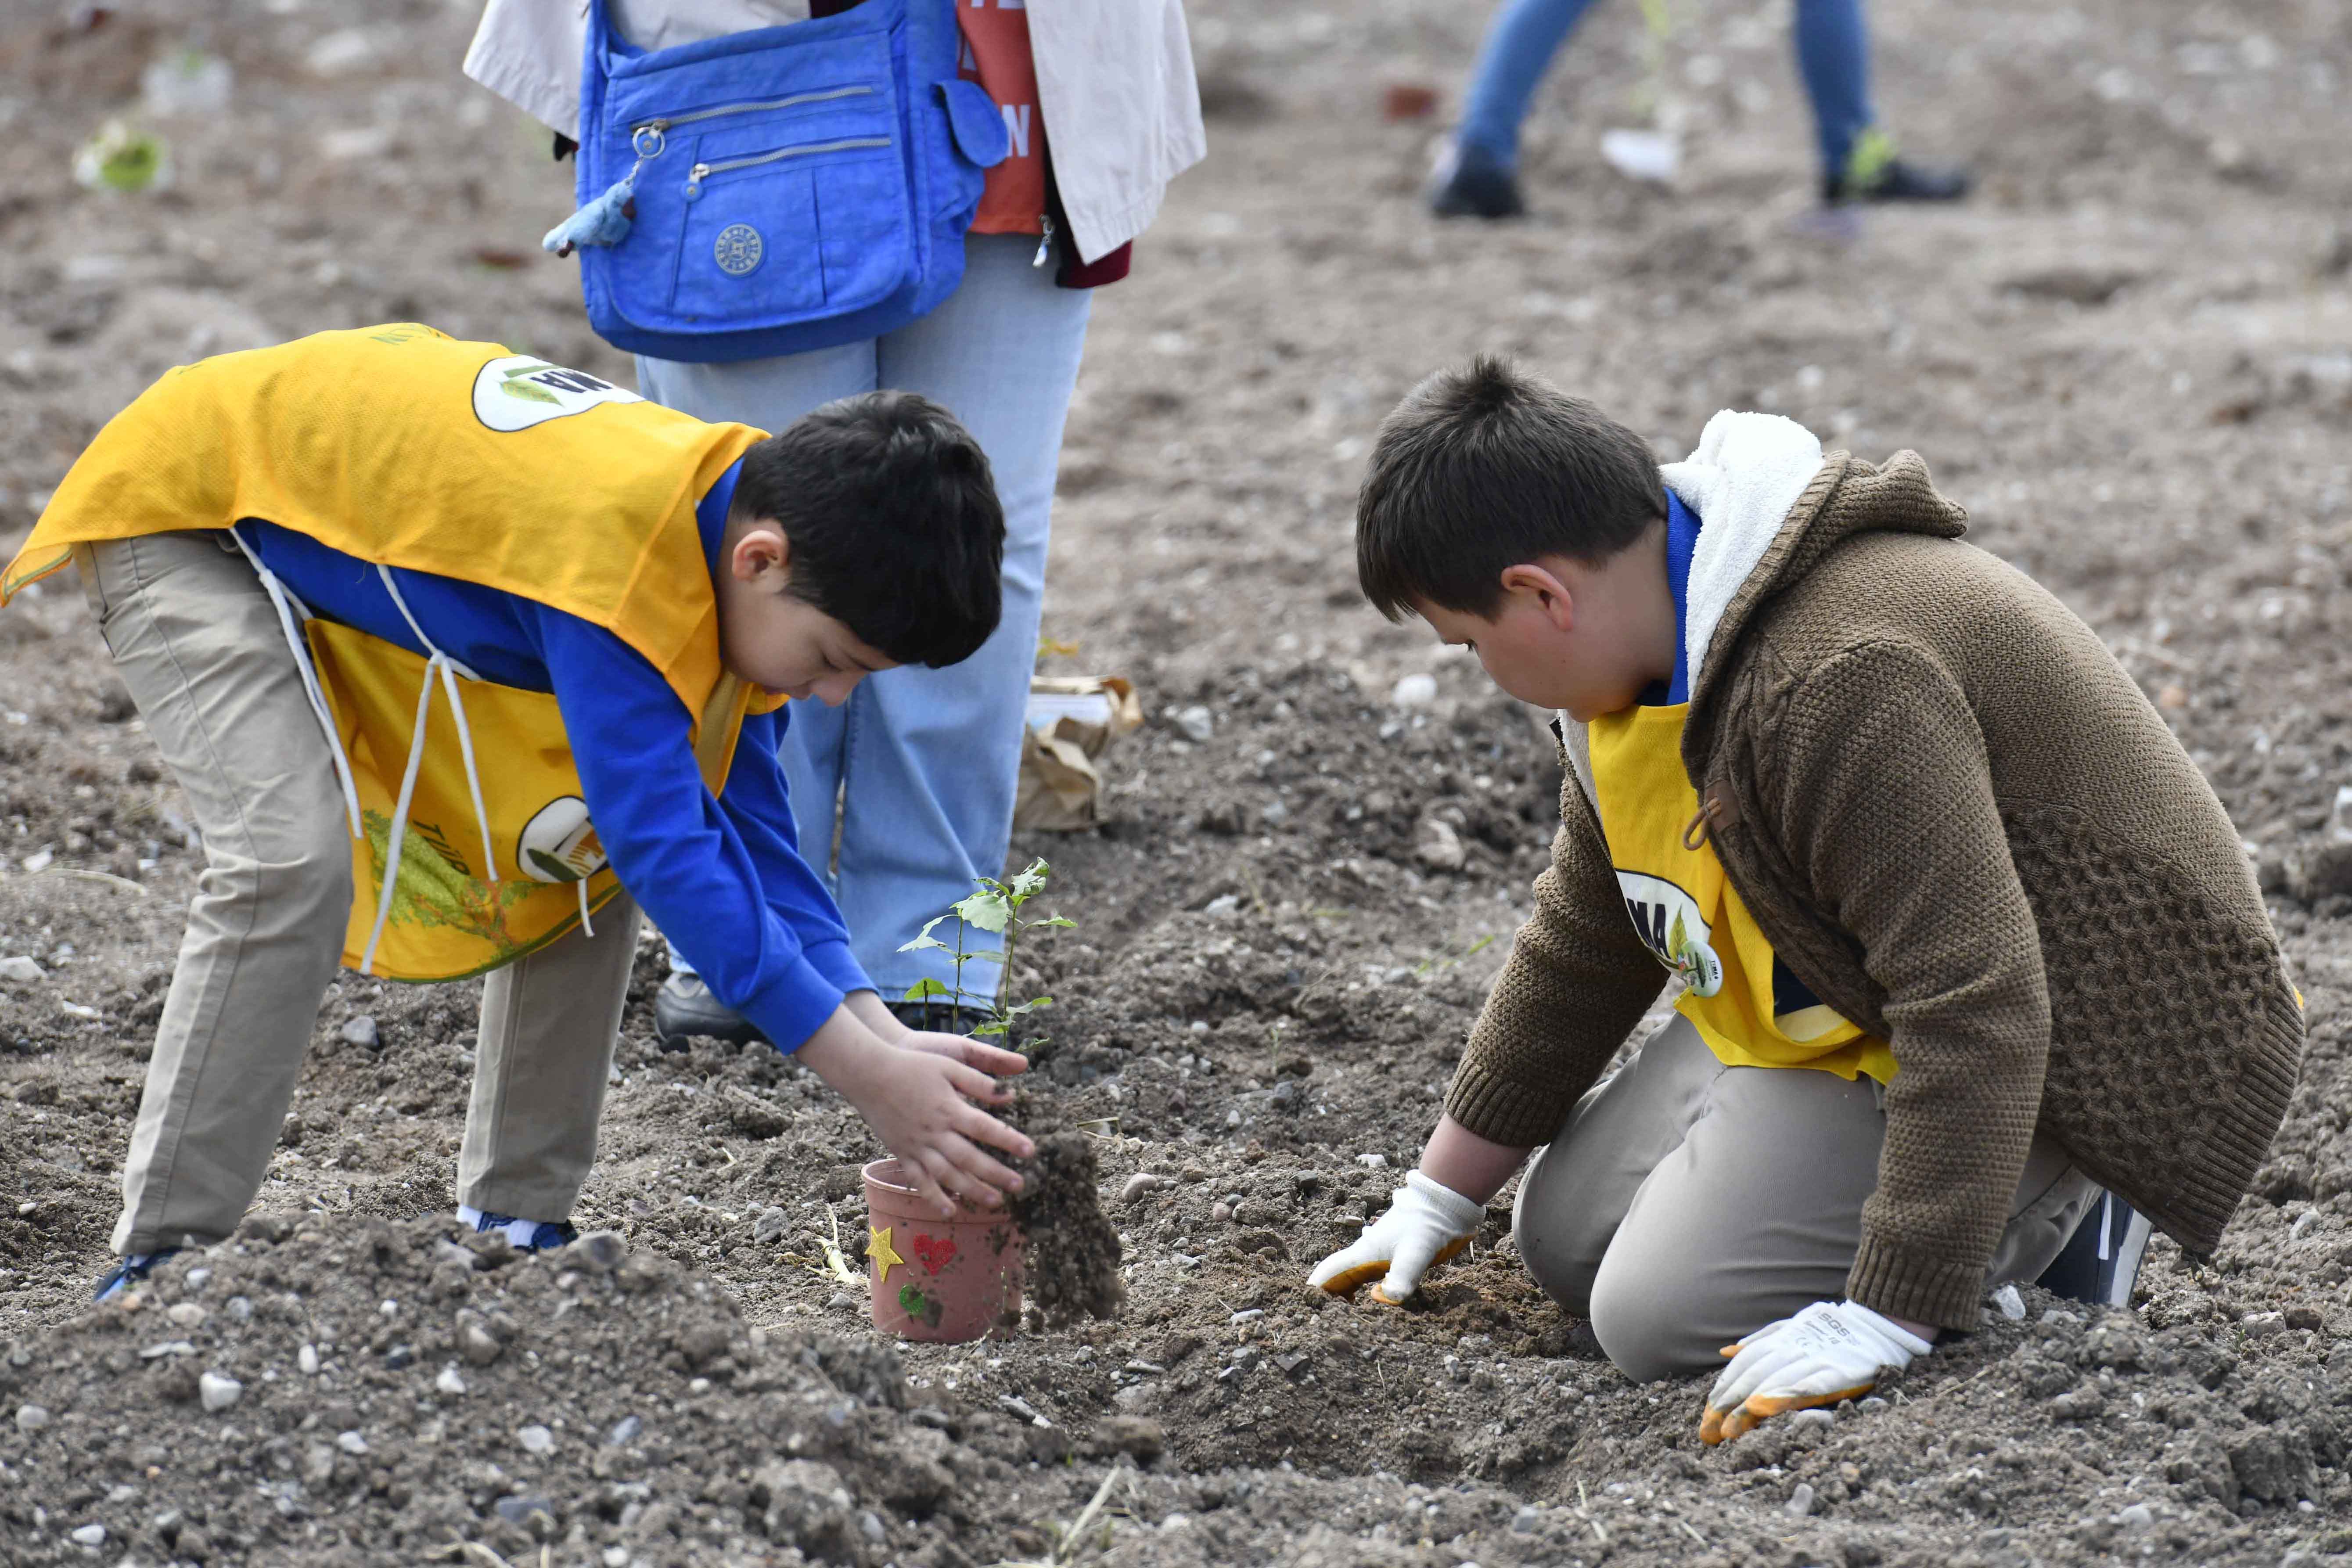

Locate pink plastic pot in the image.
[862,1158,1024,1343]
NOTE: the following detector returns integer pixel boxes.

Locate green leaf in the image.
[1026,915,1076,931]
[897,916,953,953]
[1008,860,1050,898]
[901,978,948,1003]
[953,891,1011,934]
[972,1019,1009,1038]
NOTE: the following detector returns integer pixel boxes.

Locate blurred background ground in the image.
[3,0,2352,1563]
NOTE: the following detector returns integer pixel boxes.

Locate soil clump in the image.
[1006,1093,1126,1327]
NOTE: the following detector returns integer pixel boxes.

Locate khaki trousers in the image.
[79,532,642,1254]
[1512,1015,2096,1380]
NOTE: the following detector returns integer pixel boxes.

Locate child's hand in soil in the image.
[797,1003,1036,1218]
[896,1028,1033,1082]
[1700,1299,1934,1444]
[1308,1171,1485,1303]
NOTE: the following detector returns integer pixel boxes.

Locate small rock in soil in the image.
[340,1014,378,1047]
[197,1370,241,1411]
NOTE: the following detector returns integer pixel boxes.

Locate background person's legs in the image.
[76,532,354,1257]
[1794,0,1876,182]
[459,892,644,1223]
[1454,0,1602,171]
[829,234,1091,1007]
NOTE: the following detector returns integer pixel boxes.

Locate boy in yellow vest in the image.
[1309,358,2301,1442]
[3,324,1037,1299]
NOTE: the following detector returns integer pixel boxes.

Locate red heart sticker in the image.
[910,1234,957,1275]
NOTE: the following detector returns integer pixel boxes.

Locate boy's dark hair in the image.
[730,390,1004,666]
[1356,356,1666,620]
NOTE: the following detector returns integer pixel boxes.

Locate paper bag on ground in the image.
[1015,676,1142,830]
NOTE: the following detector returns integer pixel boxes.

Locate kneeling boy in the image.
[3,324,1034,1297]
[1310,359,2301,1441]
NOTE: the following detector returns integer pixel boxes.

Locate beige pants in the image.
[1513,1015,2096,1380]
[80,532,642,1254]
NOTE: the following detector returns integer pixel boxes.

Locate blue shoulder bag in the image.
[551,0,1010,362]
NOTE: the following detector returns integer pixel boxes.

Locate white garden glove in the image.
[1308,1171,1485,1304]
[1701,1298,1933,1444]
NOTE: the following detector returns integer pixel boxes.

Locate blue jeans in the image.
[1457,0,1875,179]
[640,234,1092,1003]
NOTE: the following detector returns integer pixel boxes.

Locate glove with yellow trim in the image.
[1701,1298,1932,1444]
[1308,1171,1485,1304]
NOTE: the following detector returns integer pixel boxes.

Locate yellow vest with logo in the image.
[2,324,775,981]
[1589,702,1896,1084]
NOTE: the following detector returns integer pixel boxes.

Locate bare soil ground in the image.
[4,0,2352,1563]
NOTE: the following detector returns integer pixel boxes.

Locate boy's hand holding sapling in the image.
[818,990,1034,1219]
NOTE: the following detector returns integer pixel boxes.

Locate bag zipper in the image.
[633,86,874,146]
[1032,212,1055,269]
[686,136,891,197]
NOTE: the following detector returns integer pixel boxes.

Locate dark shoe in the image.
[890,997,981,1036]
[2034,1190,2153,1309]
[654,973,768,1052]
[1428,141,1525,220]
[94,1248,180,1302]
[1825,130,1970,205]
[460,1205,580,1252]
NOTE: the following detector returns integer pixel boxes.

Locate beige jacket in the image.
[463,0,1204,263]
[1451,412,2303,1331]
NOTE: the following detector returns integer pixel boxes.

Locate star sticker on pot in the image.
[868,1225,906,1285]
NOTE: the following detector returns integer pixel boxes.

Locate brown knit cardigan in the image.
[1449,450,2304,1330]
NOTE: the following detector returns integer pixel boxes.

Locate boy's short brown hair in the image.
[1355,356,1666,620]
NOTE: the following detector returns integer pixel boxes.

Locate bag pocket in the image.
[666,122,907,323]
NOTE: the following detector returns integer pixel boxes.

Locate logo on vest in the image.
[518,797,608,884]
[471,355,643,433]
[1616,871,1724,997]
[713,224,764,277]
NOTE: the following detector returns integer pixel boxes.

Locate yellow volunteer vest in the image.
[4,324,776,981]
[1588,702,1896,1084]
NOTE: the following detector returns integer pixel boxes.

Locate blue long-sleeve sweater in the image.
[241,459,867,1050]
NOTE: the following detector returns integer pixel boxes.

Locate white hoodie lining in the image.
[1658,411,1827,692]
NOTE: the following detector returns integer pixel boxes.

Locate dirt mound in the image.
[1008,1096,1126,1327]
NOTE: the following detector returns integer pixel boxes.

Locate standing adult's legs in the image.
[1456,0,1604,168]
[1793,0,1876,182]
[75,533,354,1256]
[830,233,1091,1005]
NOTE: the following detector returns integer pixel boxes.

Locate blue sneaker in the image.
[458,1205,579,1251]
[94,1249,180,1303]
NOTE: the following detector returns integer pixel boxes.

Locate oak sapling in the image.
[896,857,1072,1050]
[898,860,1122,1324]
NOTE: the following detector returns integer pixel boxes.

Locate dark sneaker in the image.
[459,1205,580,1252]
[1428,141,1525,220]
[1824,129,1970,205]
[653,972,768,1052]
[890,998,981,1036]
[2034,1190,2154,1309]
[94,1248,180,1303]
